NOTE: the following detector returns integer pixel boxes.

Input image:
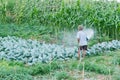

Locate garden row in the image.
[0,36,120,65]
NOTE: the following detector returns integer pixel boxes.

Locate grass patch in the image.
[55,71,74,80]
[0,60,33,80]
[0,50,120,80]
[0,23,61,43]
[78,61,114,75]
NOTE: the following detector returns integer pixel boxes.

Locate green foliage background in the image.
[0,0,120,40]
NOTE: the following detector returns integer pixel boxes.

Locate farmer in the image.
[77,25,88,60]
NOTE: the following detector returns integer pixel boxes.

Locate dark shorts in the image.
[80,45,87,50]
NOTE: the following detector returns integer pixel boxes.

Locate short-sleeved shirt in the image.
[77,30,87,46]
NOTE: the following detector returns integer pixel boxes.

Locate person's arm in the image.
[77,32,80,60]
[77,32,80,46]
[85,33,88,41]
[77,38,80,44]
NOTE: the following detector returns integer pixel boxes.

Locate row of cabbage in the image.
[0,36,120,65]
[0,36,77,65]
[87,40,120,55]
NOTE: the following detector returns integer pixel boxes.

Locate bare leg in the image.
[78,48,80,60]
[83,50,86,59]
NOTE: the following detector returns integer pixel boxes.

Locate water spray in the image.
[84,28,94,40]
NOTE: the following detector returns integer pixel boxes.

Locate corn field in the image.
[0,0,120,39]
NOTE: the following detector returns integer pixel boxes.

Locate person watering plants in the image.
[77,25,88,60]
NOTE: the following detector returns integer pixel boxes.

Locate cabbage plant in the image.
[0,36,77,65]
[0,36,120,65]
[87,40,120,55]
